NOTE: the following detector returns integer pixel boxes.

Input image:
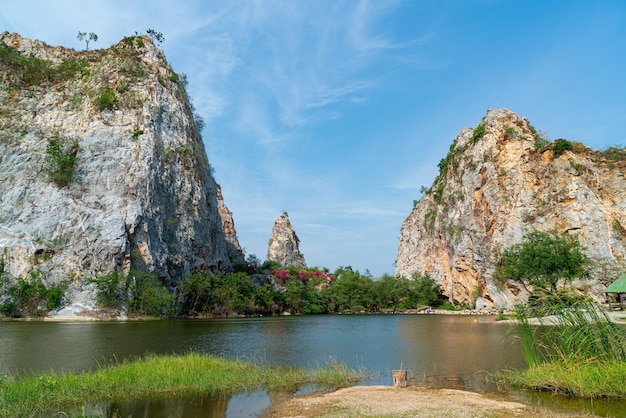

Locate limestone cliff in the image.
[0,32,244,312]
[395,108,626,308]
[266,214,306,267]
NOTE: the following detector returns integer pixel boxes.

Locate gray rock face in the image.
[265,215,306,267]
[395,108,626,308]
[0,32,244,313]
[216,185,244,265]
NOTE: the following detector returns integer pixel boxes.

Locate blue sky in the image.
[2,1,625,277]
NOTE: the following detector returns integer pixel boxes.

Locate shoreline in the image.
[3,306,624,323]
[260,385,601,418]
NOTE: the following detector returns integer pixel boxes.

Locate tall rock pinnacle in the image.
[266,214,306,267]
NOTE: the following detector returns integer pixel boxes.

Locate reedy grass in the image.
[504,301,626,398]
[0,353,361,416]
[503,359,626,398]
[515,301,626,365]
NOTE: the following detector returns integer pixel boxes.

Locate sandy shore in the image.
[261,385,599,418]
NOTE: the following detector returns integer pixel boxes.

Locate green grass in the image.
[0,353,361,416]
[502,301,626,398]
[503,360,626,398]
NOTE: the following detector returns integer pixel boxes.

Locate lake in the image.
[0,314,622,417]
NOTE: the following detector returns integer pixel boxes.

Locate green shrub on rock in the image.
[95,88,117,111]
[0,271,65,317]
[552,138,573,157]
[43,137,79,188]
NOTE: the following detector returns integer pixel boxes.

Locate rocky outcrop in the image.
[216,185,244,265]
[395,108,626,308]
[0,32,244,313]
[266,214,306,267]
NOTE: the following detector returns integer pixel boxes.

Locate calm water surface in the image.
[0,314,622,417]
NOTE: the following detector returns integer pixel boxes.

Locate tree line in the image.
[1,229,595,318]
[87,263,445,318]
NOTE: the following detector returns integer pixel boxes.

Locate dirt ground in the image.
[261,385,599,418]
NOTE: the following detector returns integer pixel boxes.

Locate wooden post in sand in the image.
[392,370,407,387]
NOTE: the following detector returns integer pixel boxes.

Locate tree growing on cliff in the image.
[497,230,588,292]
[76,32,98,50]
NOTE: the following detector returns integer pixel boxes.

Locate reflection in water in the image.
[108,395,230,418]
[397,315,521,391]
[1,315,623,417]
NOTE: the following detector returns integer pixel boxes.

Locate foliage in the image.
[599,145,626,161]
[424,209,436,229]
[127,271,174,317]
[503,125,518,140]
[76,31,98,50]
[436,142,455,176]
[530,125,550,149]
[168,72,180,84]
[43,137,79,188]
[322,266,372,313]
[410,272,443,305]
[86,264,444,318]
[193,112,205,131]
[88,271,128,309]
[123,35,145,49]
[146,29,165,44]
[470,123,486,144]
[284,279,326,314]
[0,354,360,417]
[527,286,592,315]
[498,230,588,292]
[502,359,626,399]
[513,300,626,369]
[0,42,89,88]
[0,271,65,317]
[0,41,51,87]
[432,182,445,204]
[178,272,217,316]
[552,138,573,157]
[94,87,117,111]
[214,272,257,315]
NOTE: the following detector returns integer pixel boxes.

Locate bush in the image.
[432,182,445,204]
[1,271,65,317]
[179,272,218,316]
[127,271,174,317]
[0,41,51,87]
[168,73,179,84]
[471,123,485,144]
[552,138,573,157]
[95,88,117,111]
[43,137,79,188]
[503,125,518,140]
[88,271,128,309]
[0,42,90,87]
[410,272,443,306]
[600,145,626,161]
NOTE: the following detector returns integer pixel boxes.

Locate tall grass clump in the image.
[0,353,361,416]
[515,300,626,366]
[506,300,626,398]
